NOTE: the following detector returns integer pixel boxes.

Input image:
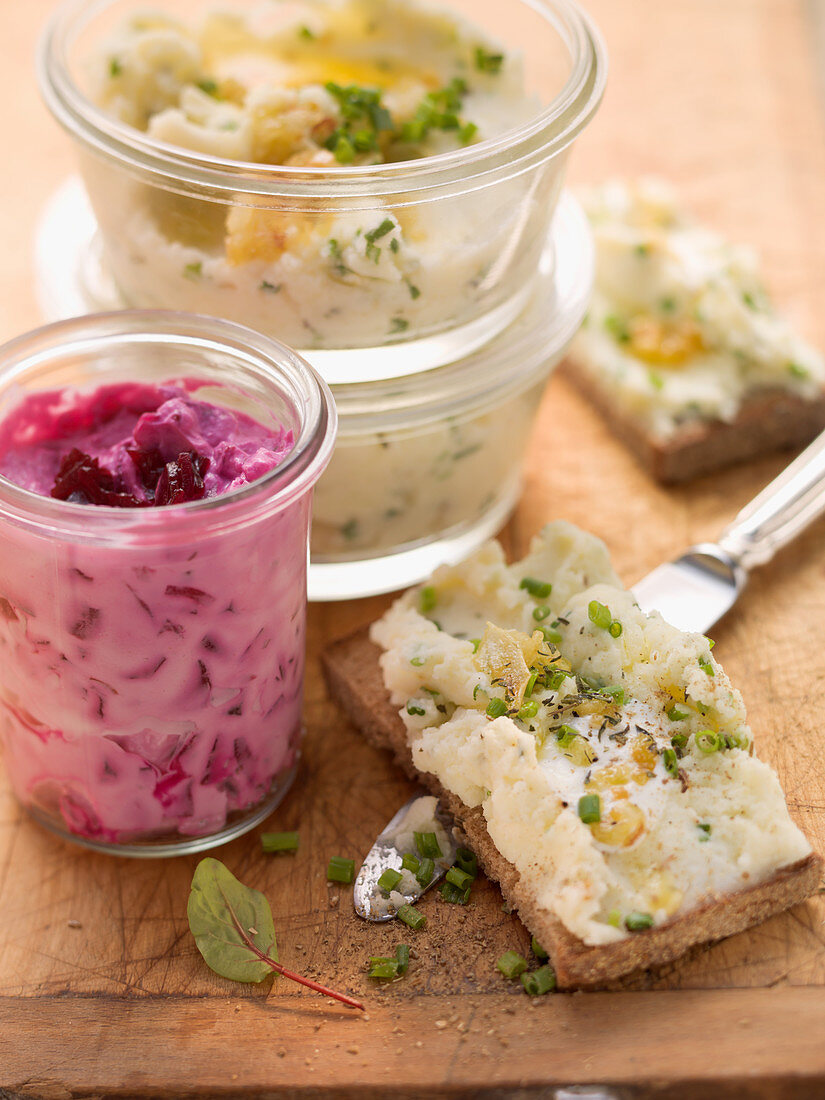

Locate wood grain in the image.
[1,0,825,1096]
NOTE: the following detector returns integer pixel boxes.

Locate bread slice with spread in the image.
[567,179,825,483]
[322,521,821,987]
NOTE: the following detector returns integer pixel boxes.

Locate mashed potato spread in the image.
[573,179,825,438]
[89,0,540,348]
[370,522,811,945]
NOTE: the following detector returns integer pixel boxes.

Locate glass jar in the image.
[0,311,335,855]
[38,0,605,380]
[309,190,592,599]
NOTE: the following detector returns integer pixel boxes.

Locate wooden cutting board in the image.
[2,1,825,1096]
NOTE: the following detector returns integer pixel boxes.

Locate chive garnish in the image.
[368,958,399,980]
[415,857,435,887]
[577,793,601,824]
[532,605,551,621]
[698,655,715,676]
[667,706,689,722]
[520,577,552,599]
[397,904,426,930]
[414,831,442,859]
[496,950,527,979]
[261,831,299,854]
[402,853,420,874]
[540,626,563,645]
[587,600,612,630]
[662,748,679,777]
[517,700,539,722]
[406,701,426,717]
[439,881,471,905]
[419,586,437,613]
[327,856,355,884]
[486,698,508,719]
[695,729,722,754]
[520,965,556,995]
[608,620,623,638]
[531,936,548,960]
[396,944,410,974]
[455,848,478,879]
[446,867,473,891]
[183,261,202,280]
[624,912,654,932]
[698,822,712,841]
[474,46,504,73]
[378,868,403,893]
[410,655,426,667]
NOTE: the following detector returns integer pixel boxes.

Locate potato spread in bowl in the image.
[40,0,605,363]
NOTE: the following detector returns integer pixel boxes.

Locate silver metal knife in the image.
[633,428,825,634]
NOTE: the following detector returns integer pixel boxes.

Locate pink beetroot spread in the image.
[0,382,308,845]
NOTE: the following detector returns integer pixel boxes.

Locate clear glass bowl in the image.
[308,190,592,599]
[0,311,335,856]
[38,0,605,380]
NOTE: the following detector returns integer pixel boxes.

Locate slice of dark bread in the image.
[562,362,825,484]
[322,626,823,989]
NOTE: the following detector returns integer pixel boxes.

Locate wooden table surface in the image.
[2,1,825,1097]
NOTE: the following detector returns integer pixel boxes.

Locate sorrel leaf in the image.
[188,857,278,983]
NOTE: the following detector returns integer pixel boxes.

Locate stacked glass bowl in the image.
[37,0,606,598]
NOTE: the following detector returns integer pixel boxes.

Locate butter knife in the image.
[632,428,825,634]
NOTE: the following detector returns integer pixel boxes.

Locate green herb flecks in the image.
[327,856,356,883]
[183,261,203,280]
[259,280,281,293]
[196,78,220,98]
[520,964,556,995]
[474,46,504,73]
[324,82,394,162]
[497,950,527,979]
[261,831,300,853]
[187,858,363,1007]
[389,317,409,334]
[109,57,123,78]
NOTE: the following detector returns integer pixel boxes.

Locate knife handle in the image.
[718,427,825,570]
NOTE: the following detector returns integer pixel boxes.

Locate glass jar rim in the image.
[0,310,336,542]
[38,0,607,205]
[332,189,592,432]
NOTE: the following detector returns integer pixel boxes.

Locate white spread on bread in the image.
[572,179,825,439]
[370,522,811,946]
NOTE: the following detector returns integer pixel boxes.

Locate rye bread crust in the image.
[322,627,823,989]
[561,361,825,484]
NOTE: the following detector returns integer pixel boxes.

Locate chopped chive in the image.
[698,655,715,676]
[378,868,403,893]
[401,853,420,874]
[446,866,473,891]
[517,699,539,722]
[298,24,315,39]
[414,831,443,859]
[439,881,471,904]
[474,46,504,73]
[415,856,435,887]
[695,729,722,754]
[546,668,569,691]
[532,605,551,622]
[259,280,281,293]
[473,684,484,701]
[555,724,579,748]
[368,959,399,979]
[196,78,219,97]
[397,904,426,930]
[662,748,679,777]
[671,732,688,752]
[604,314,631,343]
[109,57,123,77]
[625,911,654,932]
[327,856,355,884]
[455,848,478,879]
[525,670,539,697]
[332,134,355,163]
[486,697,508,719]
[520,964,556,995]
[698,822,712,840]
[659,295,677,313]
[588,600,612,630]
[648,369,665,392]
[183,261,202,280]
[667,706,689,722]
[410,655,426,667]
[389,317,409,334]
[608,620,623,638]
[788,360,810,380]
[635,243,650,257]
[607,909,622,928]
[459,121,478,143]
[604,685,625,705]
[496,950,527,979]
[406,701,426,717]
[531,936,548,960]
[261,830,300,853]
[577,793,601,824]
[520,577,552,599]
[471,638,482,652]
[396,944,410,974]
[541,626,563,645]
[365,219,395,243]
[419,586,437,613]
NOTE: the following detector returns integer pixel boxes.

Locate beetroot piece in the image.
[155,452,210,505]
[51,447,210,508]
[50,449,144,508]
